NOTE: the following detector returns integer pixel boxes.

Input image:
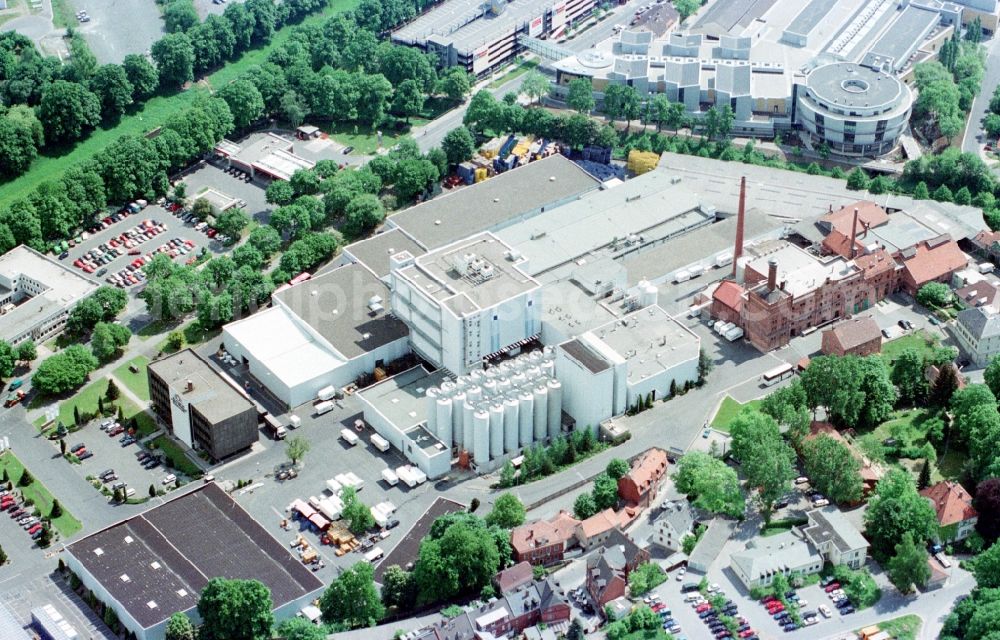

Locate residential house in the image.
[494,561,534,596]
[687,518,736,573]
[511,511,581,565]
[585,530,649,611]
[956,279,1000,313]
[801,508,869,570]
[821,317,882,357]
[420,579,570,640]
[924,363,965,391]
[618,448,668,508]
[921,481,979,543]
[651,500,696,553]
[576,509,621,551]
[731,530,824,590]
[897,236,968,295]
[954,306,1000,367]
[971,229,1000,263]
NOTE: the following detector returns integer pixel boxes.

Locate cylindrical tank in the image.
[533,385,548,440]
[470,369,484,382]
[484,379,498,397]
[518,392,534,446]
[467,384,482,405]
[527,366,541,380]
[543,345,555,357]
[463,402,476,452]
[426,387,439,436]
[489,404,504,459]
[436,397,453,448]
[473,410,490,466]
[503,398,519,453]
[452,392,466,449]
[529,350,542,363]
[498,376,512,393]
[547,379,562,439]
[642,281,658,307]
[542,360,555,378]
[511,372,527,388]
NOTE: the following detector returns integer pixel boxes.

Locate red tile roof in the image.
[578,509,620,539]
[713,280,745,313]
[623,448,667,494]
[899,239,968,288]
[824,317,881,352]
[807,422,885,484]
[974,230,1000,248]
[854,249,897,279]
[920,481,978,527]
[820,201,889,236]
[511,511,580,555]
[957,280,1000,310]
[494,561,534,594]
[822,230,867,259]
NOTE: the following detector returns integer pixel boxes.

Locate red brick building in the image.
[898,236,968,295]
[511,510,580,565]
[585,529,650,611]
[618,448,668,508]
[821,317,882,357]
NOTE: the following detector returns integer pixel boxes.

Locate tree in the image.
[164,0,199,32]
[0,114,38,178]
[730,410,795,516]
[381,565,416,611]
[864,468,938,559]
[32,345,99,395]
[91,322,131,362]
[344,194,385,237]
[391,79,425,123]
[392,158,438,202]
[441,126,476,166]
[215,210,250,244]
[274,617,325,640]
[18,468,33,486]
[50,499,62,518]
[412,514,502,604]
[463,90,500,133]
[122,53,159,102]
[485,493,526,529]
[975,542,1000,588]
[285,435,310,466]
[167,331,184,351]
[801,434,863,505]
[218,79,265,131]
[913,181,930,199]
[164,612,196,640]
[985,358,1000,400]
[567,618,585,640]
[892,348,928,405]
[917,459,931,490]
[887,532,931,594]
[675,0,701,20]
[152,33,196,88]
[566,77,595,114]
[15,340,36,363]
[930,363,960,408]
[521,70,550,105]
[319,561,384,628]
[342,486,375,534]
[574,492,598,519]
[672,451,744,517]
[197,578,274,640]
[0,341,13,379]
[37,80,100,143]
[592,472,619,511]
[628,562,666,595]
[438,67,471,101]
[976,477,1000,543]
[916,282,952,308]
[605,458,630,480]
[934,184,954,202]
[846,167,870,191]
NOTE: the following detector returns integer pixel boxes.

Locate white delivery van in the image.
[288,415,301,429]
[314,401,334,416]
[688,264,705,278]
[370,433,390,452]
[364,547,384,563]
[317,385,337,401]
[381,468,399,486]
[674,270,691,283]
[340,429,359,446]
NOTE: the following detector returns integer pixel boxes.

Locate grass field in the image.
[32,375,158,439]
[0,451,83,538]
[711,395,762,432]
[881,331,939,366]
[150,435,201,477]
[0,0,361,203]
[487,59,539,90]
[112,356,151,402]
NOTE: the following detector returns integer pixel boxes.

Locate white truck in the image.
[336,471,364,491]
[340,429,359,446]
[674,270,691,283]
[314,401,334,416]
[381,468,399,486]
[370,506,389,527]
[364,547,384,563]
[370,433,390,452]
[317,385,337,401]
[317,496,343,520]
[979,262,995,274]
[325,478,343,495]
[396,465,427,488]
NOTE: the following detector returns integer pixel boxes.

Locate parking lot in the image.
[181,161,272,227]
[66,0,164,63]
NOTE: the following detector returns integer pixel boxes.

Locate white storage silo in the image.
[641,281,658,307]
[452,391,466,448]
[436,397,453,448]
[426,387,439,435]
[518,392,534,446]
[498,376,512,393]
[503,398,519,453]
[542,359,555,378]
[473,409,490,466]
[489,403,504,459]
[463,401,476,452]
[547,379,562,439]
[543,345,555,357]
[529,350,542,363]
[533,384,548,440]
[484,379,498,398]
[527,366,541,380]
[467,384,482,406]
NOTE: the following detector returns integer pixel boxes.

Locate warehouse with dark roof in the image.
[65,483,324,640]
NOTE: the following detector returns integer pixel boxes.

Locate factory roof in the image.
[343,228,426,279]
[747,243,857,298]
[65,483,323,630]
[495,168,713,276]
[396,233,539,315]
[392,0,547,52]
[785,0,837,37]
[588,305,701,384]
[357,366,451,432]
[541,279,619,343]
[819,201,889,236]
[691,0,777,35]
[560,338,612,374]
[862,4,939,70]
[956,280,1000,311]
[388,155,600,250]
[273,263,409,359]
[222,306,344,388]
[866,212,939,253]
[0,602,29,640]
[802,508,870,554]
[148,349,255,424]
[220,133,315,181]
[405,424,449,455]
[898,237,968,287]
[0,245,100,343]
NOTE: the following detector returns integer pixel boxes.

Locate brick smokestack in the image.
[732,176,746,277]
[767,259,778,292]
[850,207,860,259]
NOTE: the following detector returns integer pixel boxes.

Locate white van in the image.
[161,473,176,485]
[288,415,301,429]
[340,429,359,446]
[314,401,334,416]
[381,469,399,486]
[364,547,384,563]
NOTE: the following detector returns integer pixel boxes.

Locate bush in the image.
[832,566,881,609]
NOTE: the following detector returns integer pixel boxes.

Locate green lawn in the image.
[0,451,83,538]
[711,396,762,432]
[0,0,361,203]
[150,435,202,477]
[622,631,669,640]
[32,375,158,439]
[320,121,414,155]
[112,356,151,402]
[881,331,939,367]
[487,59,539,90]
[860,615,921,640]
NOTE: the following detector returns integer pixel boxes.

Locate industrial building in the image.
[213,133,315,182]
[64,483,324,640]
[147,349,258,461]
[551,0,961,155]
[0,245,100,345]
[391,0,597,76]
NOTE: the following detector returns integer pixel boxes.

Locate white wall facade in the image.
[356,392,451,479]
[625,357,700,409]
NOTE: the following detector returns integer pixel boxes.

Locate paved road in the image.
[560,0,649,52]
[962,35,1000,159]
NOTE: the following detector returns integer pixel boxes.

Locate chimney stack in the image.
[732,176,746,277]
[767,259,778,292]
[850,207,860,259]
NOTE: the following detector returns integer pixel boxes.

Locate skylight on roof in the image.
[124,535,134,544]
[94,548,104,556]
[177,589,188,598]
[147,601,158,609]
[150,561,161,569]
[120,574,131,583]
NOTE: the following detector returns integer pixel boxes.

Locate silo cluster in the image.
[424,347,563,468]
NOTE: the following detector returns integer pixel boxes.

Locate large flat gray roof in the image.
[862,4,939,70]
[343,228,426,279]
[148,349,255,424]
[357,365,450,431]
[274,263,409,359]
[691,0,777,35]
[393,0,548,52]
[806,63,904,111]
[590,304,700,381]
[66,483,322,630]
[785,0,837,37]
[388,155,600,250]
